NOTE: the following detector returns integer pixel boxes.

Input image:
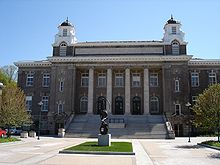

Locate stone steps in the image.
[65,114,168,139]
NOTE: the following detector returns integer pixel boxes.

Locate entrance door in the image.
[55,123,64,135]
[115,96,124,115]
[132,96,141,115]
[97,96,106,114]
[80,96,88,113]
[174,124,183,137]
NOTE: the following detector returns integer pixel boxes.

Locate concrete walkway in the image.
[0,136,219,165]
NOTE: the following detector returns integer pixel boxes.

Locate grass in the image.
[201,140,220,148]
[65,141,133,152]
[0,137,20,143]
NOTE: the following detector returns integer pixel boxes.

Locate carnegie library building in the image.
[15,17,220,138]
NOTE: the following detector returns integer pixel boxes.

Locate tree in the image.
[0,65,17,86]
[0,84,31,137]
[192,84,220,141]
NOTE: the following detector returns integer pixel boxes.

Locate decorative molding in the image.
[189,60,220,66]
[14,61,51,67]
[47,55,192,63]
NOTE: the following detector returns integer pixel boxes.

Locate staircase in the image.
[65,114,169,139]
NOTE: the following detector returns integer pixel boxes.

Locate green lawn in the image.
[65,141,133,152]
[202,140,220,148]
[0,137,20,143]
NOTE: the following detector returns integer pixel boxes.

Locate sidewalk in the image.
[0,136,219,165]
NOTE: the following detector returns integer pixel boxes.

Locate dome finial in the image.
[171,14,173,20]
[66,17,68,23]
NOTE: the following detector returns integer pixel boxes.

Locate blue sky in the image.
[0,0,220,67]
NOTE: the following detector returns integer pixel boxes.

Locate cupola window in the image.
[171,27,177,34]
[59,42,67,56]
[63,29,67,37]
[171,41,180,55]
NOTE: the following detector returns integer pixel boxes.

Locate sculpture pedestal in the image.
[98,134,111,146]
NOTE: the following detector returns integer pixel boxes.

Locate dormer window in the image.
[60,42,67,56]
[171,41,180,55]
[171,26,177,34]
[63,29,67,37]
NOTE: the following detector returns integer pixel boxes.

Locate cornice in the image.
[47,55,192,63]
[189,60,220,66]
[14,61,52,67]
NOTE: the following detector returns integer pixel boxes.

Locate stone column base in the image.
[98,134,111,146]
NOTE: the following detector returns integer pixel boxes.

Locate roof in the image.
[167,15,178,24]
[60,19,72,26]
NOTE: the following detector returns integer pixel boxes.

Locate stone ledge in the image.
[197,143,220,151]
[59,150,135,155]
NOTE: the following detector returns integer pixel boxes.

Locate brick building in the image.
[15,17,220,137]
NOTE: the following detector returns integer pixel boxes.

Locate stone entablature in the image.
[47,55,192,63]
[14,61,51,67]
[189,60,220,66]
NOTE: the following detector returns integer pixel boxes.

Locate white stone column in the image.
[106,68,112,114]
[144,68,150,114]
[125,68,130,114]
[88,68,94,114]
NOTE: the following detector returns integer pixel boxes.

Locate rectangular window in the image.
[98,73,106,87]
[115,73,124,87]
[25,96,32,111]
[81,73,89,87]
[41,96,49,111]
[175,104,181,115]
[59,81,64,92]
[132,73,141,87]
[191,72,199,87]
[209,72,217,85]
[26,73,34,86]
[150,73,158,87]
[63,29,67,37]
[172,27,177,34]
[42,73,50,87]
[192,96,198,105]
[175,80,180,92]
[58,103,63,114]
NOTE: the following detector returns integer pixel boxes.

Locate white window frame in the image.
[59,81,64,92]
[172,26,177,34]
[191,72,199,87]
[98,72,106,87]
[25,96,32,111]
[175,79,180,92]
[63,29,67,37]
[26,73,34,86]
[41,96,49,111]
[132,73,141,87]
[58,103,63,114]
[81,73,89,87]
[175,104,181,115]
[42,73,50,87]
[150,73,158,87]
[60,42,67,56]
[209,71,217,85]
[172,41,180,55]
[192,96,198,105]
[115,73,124,87]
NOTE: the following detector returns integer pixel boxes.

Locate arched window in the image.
[97,96,106,114]
[80,96,88,113]
[132,96,141,115]
[115,96,123,115]
[171,41,179,55]
[150,96,159,113]
[60,42,67,56]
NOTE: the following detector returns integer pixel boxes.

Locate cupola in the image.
[53,18,77,47]
[162,15,186,45]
